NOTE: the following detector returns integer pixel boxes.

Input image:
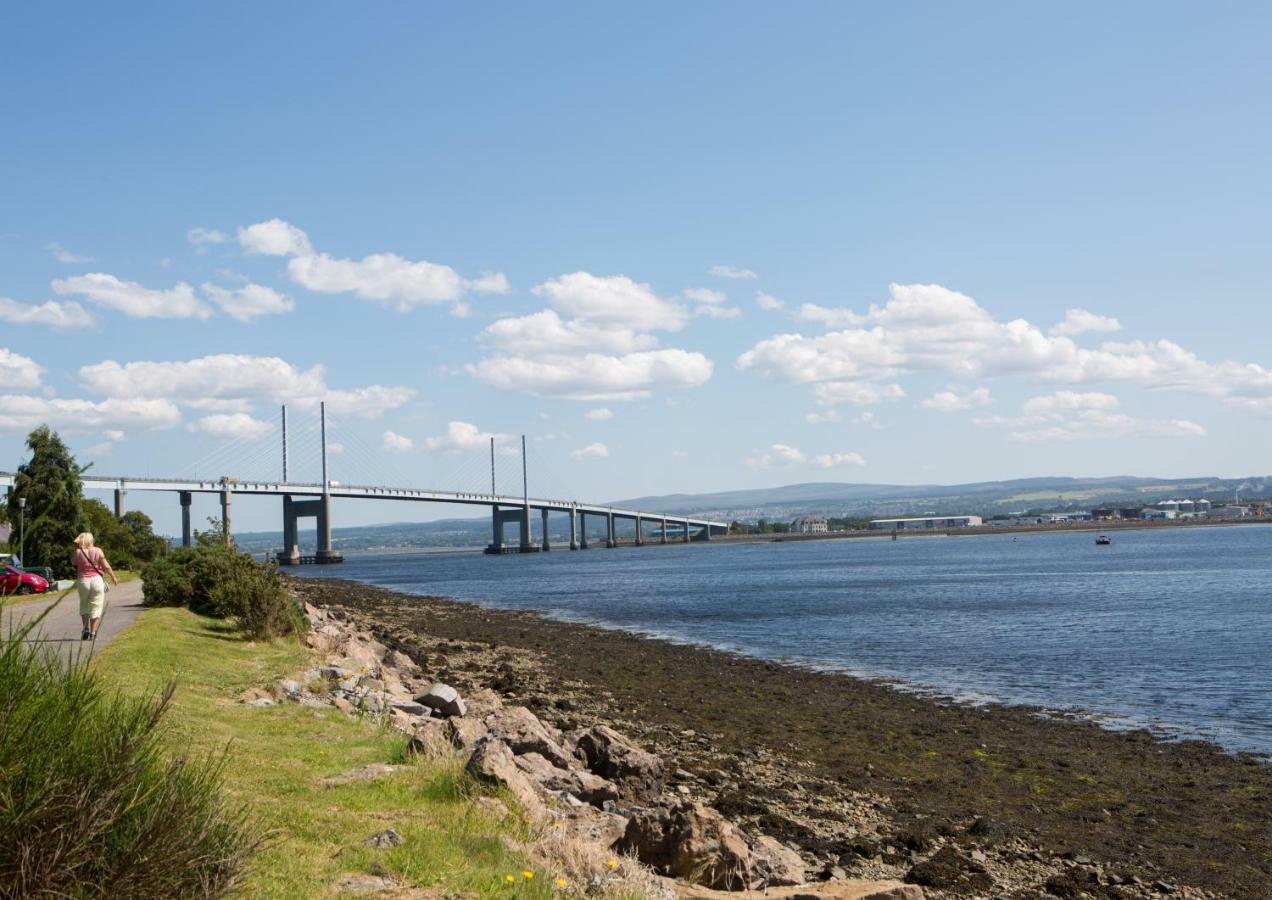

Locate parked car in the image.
[2,565,49,595]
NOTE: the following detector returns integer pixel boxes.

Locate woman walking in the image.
[72,532,118,641]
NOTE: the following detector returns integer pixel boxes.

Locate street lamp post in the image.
[17,496,26,559]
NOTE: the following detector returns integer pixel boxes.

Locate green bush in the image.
[0,602,257,896]
[142,545,304,639]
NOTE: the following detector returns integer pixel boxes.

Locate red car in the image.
[2,565,49,595]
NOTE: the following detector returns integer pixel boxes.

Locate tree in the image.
[6,427,84,578]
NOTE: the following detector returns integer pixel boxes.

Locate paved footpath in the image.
[4,579,146,661]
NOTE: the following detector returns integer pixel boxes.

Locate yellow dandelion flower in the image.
[523,871,534,880]
[606,859,618,870]
[555,878,567,888]
[505,874,516,884]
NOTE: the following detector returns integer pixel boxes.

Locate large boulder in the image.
[617,802,753,890]
[414,682,466,718]
[485,706,577,770]
[575,724,666,802]
[465,739,542,813]
[446,716,489,749]
[407,719,451,757]
[513,752,621,806]
[749,835,806,887]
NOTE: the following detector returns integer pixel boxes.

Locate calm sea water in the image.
[294,525,1272,755]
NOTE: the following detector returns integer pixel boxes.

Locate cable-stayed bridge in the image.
[1,405,728,561]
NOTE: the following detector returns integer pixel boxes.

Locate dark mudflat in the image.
[295,578,1269,899]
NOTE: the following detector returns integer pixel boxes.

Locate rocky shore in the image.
[288,579,1269,900]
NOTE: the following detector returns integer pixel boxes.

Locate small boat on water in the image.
[1095,534,1112,545]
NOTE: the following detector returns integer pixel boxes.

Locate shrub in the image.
[142,545,304,639]
[0,603,257,896]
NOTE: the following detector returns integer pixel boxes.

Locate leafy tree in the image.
[121,511,168,563]
[5,427,84,578]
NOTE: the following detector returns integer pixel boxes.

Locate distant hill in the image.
[227,473,1270,554]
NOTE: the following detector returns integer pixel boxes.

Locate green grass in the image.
[1,569,140,606]
[94,608,563,898]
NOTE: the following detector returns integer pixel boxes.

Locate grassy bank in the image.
[94,607,560,898]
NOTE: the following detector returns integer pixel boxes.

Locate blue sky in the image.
[3,3,1272,534]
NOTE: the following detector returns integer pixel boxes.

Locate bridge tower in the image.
[276,402,342,565]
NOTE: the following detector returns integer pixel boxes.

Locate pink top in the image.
[74,547,106,579]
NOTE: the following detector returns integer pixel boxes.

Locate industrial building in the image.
[868,515,982,530]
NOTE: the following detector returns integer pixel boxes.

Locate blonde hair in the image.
[73,532,95,550]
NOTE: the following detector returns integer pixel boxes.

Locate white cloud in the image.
[1021,390,1120,417]
[850,411,885,429]
[685,287,741,319]
[1049,308,1122,338]
[103,429,125,441]
[533,272,687,332]
[470,348,713,401]
[746,443,807,467]
[309,385,415,420]
[201,282,295,322]
[920,386,992,412]
[569,442,609,460]
[383,430,414,452]
[187,227,228,248]
[237,218,313,256]
[191,413,273,441]
[46,242,92,264]
[812,451,866,468]
[974,391,1205,442]
[423,420,509,453]
[0,297,95,329]
[708,265,758,280]
[479,310,659,356]
[755,291,785,311]
[585,407,614,421]
[52,273,212,319]
[796,302,867,329]
[812,382,906,408]
[81,441,114,457]
[0,395,180,433]
[737,282,1272,410]
[805,409,839,424]
[1,348,43,389]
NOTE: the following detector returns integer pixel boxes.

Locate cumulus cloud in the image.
[479,310,659,356]
[737,282,1272,411]
[422,420,510,453]
[708,265,758,280]
[0,297,95,329]
[805,409,839,424]
[920,386,992,412]
[796,302,866,329]
[812,382,905,408]
[569,442,609,460]
[201,282,295,322]
[470,349,713,402]
[236,218,507,315]
[45,242,93,264]
[237,218,313,256]
[584,407,614,421]
[755,291,785,311]
[1049,308,1122,338]
[685,287,741,319]
[974,391,1205,442]
[746,443,807,467]
[0,395,180,433]
[812,451,866,468]
[187,227,228,248]
[52,273,212,319]
[191,413,273,441]
[318,385,416,419]
[1021,390,1119,417]
[1,348,44,390]
[383,430,414,452]
[533,272,687,332]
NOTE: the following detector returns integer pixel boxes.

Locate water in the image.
[294,525,1272,755]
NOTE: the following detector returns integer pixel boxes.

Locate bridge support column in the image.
[220,489,232,546]
[180,491,192,547]
[490,506,504,552]
[569,507,578,550]
[278,495,301,564]
[579,512,588,549]
[661,517,668,544]
[520,504,532,552]
[635,515,644,546]
[682,520,690,543]
[113,488,124,520]
[703,521,712,541]
[606,512,616,548]
[541,508,550,551]
[315,494,343,563]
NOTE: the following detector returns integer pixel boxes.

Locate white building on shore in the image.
[791,516,829,534]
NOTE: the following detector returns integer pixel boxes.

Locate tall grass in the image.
[0,600,257,897]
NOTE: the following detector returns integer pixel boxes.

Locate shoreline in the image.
[293,576,1269,899]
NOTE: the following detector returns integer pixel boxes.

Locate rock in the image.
[463,687,505,719]
[485,706,577,770]
[278,679,303,699]
[905,846,993,893]
[751,834,806,887]
[575,724,666,802]
[359,693,384,715]
[335,874,396,894]
[415,682,467,718]
[384,648,421,676]
[389,699,431,716]
[1152,882,1177,895]
[319,763,402,788]
[673,882,922,900]
[333,697,355,715]
[407,719,452,757]
[446,716,488,749]
[358,677,385,692]
[247,697,276,708]
[618,802,753,890]
[363,828,403,849]
[513,752,621,806]
[465,738,542,812]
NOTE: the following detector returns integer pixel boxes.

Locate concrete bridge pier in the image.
[702,521,712,541]
[490,505,504,552]
[541,508,550,551]
[682,520,690,543]
[661,517,668,544]
[569,507,578,550]
[606,511,617,548]
[578,512,588,549]
[220,488,232,546]
[114,487,125,520]
[520,504,533,552]
[314,494,342,563]
[179,491,192,547]
[280,495,301,564]
[635,515,644,546]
